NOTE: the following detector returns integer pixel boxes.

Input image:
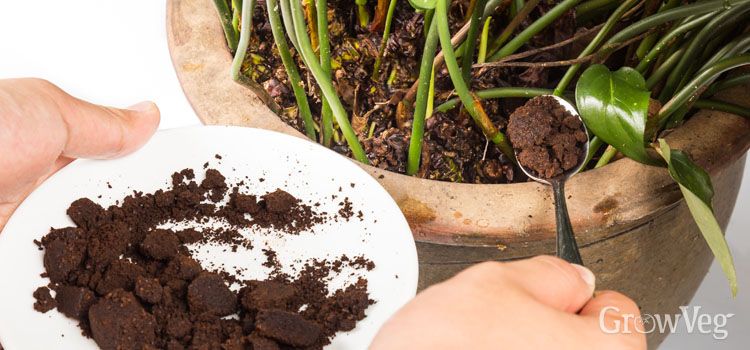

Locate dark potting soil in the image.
[506,95,588,179]
[33,167,374,350]
[240,0,582,184]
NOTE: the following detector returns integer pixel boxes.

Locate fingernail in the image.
[572,264,596,290]
[126,101,156,113]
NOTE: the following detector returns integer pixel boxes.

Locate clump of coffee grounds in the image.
[506,96,588,179]
[33,167,375,350]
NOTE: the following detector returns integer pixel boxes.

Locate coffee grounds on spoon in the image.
[507,95,588,179]
[33,166,374,350]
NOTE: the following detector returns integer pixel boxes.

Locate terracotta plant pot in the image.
[166,0,750,347]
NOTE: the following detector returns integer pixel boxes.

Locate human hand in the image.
[371,256,646,350]
[0,78,160,232]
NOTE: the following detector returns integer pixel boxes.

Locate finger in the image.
[52,88,160,159]
[579,290,647,349]
[502,255,596,313]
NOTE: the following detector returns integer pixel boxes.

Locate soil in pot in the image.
[32,166,374,350]
[506,95,587,179]
[240,0,581,183]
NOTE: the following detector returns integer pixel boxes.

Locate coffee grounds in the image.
[33,167,375,350]
[507,96,588,179]
[33,286,57,313]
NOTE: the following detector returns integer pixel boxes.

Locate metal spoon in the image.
[515,95,589,265]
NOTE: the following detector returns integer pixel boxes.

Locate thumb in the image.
[503,255,596,313]
[579,290,647,348]
[579,290,643,330]
[55,90,160,159]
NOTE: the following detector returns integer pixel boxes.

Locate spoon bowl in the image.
[514,95,590,185]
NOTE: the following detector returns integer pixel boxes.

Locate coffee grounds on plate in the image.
[33,167,374,350]
[33,286,57,313]
[507,95,588,179]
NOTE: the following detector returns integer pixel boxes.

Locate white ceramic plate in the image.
[0,126,418,350]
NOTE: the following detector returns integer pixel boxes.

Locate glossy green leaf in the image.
[575,65,661,165]
[657,139,737,297]
[408,0,437,10]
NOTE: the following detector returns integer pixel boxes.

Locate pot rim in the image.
[165,0,750,247]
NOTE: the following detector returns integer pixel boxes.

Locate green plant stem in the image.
[595,145,617,168]
[605,0,750,47]
[576,0,617,20]
[368,121,377,138]
[482,0,509,16]
[477,16,492,64]
[512,0,524,15]
[464,0,477,23]
[356,0,370,28]
[333,129,340,143]
[485,0,542,61]
[407,13,440,176]
[660,28,746,104]
[705,73,750,96]
[317,0,334,147]
[284,0,370,164]
[634,0,681,61]
[659,54,750,123]
[279,0,300,50]
[304,0,319,52]
[489,0,584,62]
[461,0,488,84]
[701,32,750,71]
[693,99,750,118]
[486,0,541,59]
[426,68,436,120]
[387,69,397,85]
[435,87,564,112]
[646,45,686,90]
[401,0,507,106]
[659,4,750,103]
[577,2,617,24]
[231,0,256,81]
[231,0,242,36]
[635,13,714,74]
[697,27,735,65]
[266,0,317,140]
[213,0,239,52]
[372,0,397,81]
[635,34,657,62]
[424,9,435,38]
[633,8,662,61]
[652,30,685,70]
[553,0,640,96]
[580,136,603,171]
[453,0,508,59]
[437,0,514,160]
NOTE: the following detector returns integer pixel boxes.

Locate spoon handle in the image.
[551,181,583,265]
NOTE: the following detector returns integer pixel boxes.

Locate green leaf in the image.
[575,65,661,166]
[408,0,437,10]
[657,139,737,297]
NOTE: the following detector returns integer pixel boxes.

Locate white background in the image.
[0,1,747,348]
